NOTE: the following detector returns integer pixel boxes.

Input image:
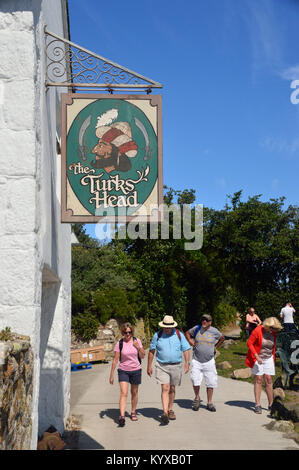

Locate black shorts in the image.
[118,368,142,385]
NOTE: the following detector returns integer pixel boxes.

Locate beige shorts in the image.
[155,361,182,386]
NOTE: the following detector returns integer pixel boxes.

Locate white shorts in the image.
[251,356,275,376]
[190,358,218,388]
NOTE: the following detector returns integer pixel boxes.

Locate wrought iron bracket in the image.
[45,28,162,93]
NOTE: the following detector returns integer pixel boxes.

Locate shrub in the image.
[213,302,237,329]
[72,312,99,342]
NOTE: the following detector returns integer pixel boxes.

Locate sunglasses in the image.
[124,331,132,335]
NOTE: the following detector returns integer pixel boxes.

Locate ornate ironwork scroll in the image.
[45,29,162,91]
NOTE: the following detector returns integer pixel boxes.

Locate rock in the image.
[265,420,294,433]
[217,361,232,370]
[231,368,252,379]
[273,388,285,400]
[222,339,236,349]
[283,431,299,445]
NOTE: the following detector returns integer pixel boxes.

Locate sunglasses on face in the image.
[125,331,132,335]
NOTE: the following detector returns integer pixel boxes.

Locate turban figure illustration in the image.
[91,108,138,173]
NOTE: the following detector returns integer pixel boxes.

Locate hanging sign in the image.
[61,94,163,222]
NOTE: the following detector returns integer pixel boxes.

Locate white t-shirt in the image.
[280,306,295,323]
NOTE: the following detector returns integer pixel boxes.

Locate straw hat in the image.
[158,315,178,328]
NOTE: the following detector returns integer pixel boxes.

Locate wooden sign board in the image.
[61,94,163,223]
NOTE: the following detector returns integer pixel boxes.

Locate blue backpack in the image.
[193,324,202,339]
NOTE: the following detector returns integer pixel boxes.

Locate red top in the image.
[245,325,277,368]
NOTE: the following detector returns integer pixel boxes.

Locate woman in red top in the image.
[245,317,282,414]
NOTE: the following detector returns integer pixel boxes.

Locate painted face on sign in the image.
[91,139,131,173]
[92,139,113,158]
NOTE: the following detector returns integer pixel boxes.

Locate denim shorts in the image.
[118,368,142,385]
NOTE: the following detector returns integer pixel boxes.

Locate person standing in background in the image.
[280,301,296,332]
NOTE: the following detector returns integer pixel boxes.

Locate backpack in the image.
[193,324,202,339]
[119,337,141,364]
[157,328,182,341]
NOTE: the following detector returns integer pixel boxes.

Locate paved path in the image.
[70,351,299,451]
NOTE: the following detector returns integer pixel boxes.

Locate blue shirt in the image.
[149,329,191,363]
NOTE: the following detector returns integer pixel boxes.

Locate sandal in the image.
[160,413,169,425]
[118,416,125,427]
[130,412,138,421]
[207,403,216,412]
[168,409,176,420]
[192,398,202,411]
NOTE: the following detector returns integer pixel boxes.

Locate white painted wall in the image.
[0,0,71,449]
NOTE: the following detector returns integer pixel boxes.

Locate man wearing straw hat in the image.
[147,315,191,425]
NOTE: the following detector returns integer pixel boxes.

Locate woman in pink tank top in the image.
[109,322,145,427]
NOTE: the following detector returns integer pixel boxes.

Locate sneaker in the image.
[168,409,176,420]
[254,405,262,414]
[207,403,216,412]
[118,416,125,427]
[160,413,169,425]
[192,398,201,411]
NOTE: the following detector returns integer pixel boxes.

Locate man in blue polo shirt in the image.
[147,315,191,425]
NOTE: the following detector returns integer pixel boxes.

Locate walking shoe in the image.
[207,403,216,412]
[192,398,202,411]
[160,413,169,425]
[254,405,262,414]
[118,416,125,427]
[168,409,176,420]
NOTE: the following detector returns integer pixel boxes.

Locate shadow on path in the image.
[99,407,162,424]
[225,400,256,411]
[64,430,104,450]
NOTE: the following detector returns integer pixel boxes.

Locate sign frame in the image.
[61,94,163,223]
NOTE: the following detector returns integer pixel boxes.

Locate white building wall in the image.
[0,0,71,449]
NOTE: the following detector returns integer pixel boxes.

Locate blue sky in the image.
[68,0,299,237]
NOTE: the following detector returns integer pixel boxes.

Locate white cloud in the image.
[260,136,299,157]
[243,0,283,72]
[280,65,299,81]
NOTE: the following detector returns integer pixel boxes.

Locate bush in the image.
[213,302,237,329]
[93,286,135,325]
[72,312,99,342]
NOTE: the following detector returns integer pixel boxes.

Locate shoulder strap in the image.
[133,336,142,364]
[158,329,182,340]
[194,324,201,338]
[119,338,123,361]
[119,337,141,364]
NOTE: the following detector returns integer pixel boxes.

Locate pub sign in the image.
[61,94,163,222]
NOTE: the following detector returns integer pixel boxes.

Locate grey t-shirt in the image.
[189,325,222,363]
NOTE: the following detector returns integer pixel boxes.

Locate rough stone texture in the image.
[217,361,232,370]
[231,367,252,379]
[0,2,72,449]
[265,420,294,433]
[71,317,150,360]
[0,335,33,450]
[222,339,236,349]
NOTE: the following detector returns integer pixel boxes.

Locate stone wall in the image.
[0,334,33,450]
[0,1,72,447]
[71,317,151,360]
